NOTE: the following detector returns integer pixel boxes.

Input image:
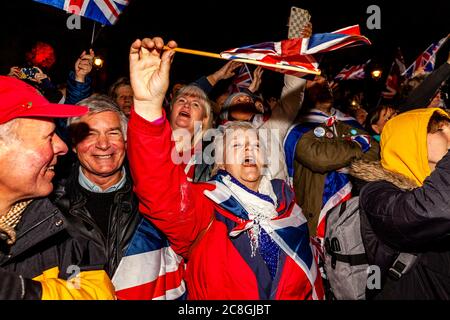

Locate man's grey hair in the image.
[171,85,213,130]
[0,119,20,143]
[68,94,128,139]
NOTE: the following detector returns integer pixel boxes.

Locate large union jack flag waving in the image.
[34,0,129,25]
[220,25,371,78]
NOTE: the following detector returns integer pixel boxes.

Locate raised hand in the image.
[31,67,48,84]
[75,49,95,83]
[248,66,264,93]
[207,60,243,86]
[129,37,177,121]
[7,66,21,78]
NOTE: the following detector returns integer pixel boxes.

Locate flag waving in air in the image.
[382,48,406,99]
[34,0,129,25]
[220,25,371,78]
[299,25,371,54]
[229,64,253,93]
[402,36,448,79]
[334,60,370,81]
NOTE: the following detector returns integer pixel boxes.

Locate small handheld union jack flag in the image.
[402,36,448,79]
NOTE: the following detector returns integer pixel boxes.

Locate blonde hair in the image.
[171,85,213,131]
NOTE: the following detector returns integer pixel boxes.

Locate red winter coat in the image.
[127,109,324,300]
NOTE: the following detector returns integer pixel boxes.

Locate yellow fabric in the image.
[32,267,116,300]
[380,108,450,186]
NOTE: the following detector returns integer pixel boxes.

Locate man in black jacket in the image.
[53,94,141,278]
[0,76,114,299]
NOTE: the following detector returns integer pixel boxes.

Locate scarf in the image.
[0,200,33,245]
[204,170,320,298]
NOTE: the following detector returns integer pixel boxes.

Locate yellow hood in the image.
[380,108,449,186]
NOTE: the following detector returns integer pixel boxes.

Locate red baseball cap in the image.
[0,76,88,125]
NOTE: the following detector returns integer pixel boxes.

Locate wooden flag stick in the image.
[168,47,223,59]
[164,46,321,76]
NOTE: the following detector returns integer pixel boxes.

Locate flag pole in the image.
[375,60,395,109]
[91,21,97,46]
[90,22,105,48]
[164,46,321,75]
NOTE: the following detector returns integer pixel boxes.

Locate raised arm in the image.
[128,37,212,258]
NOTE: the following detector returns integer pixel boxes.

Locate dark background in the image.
[1,0,449,108]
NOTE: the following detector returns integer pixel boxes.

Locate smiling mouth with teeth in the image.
[94,155,113,159]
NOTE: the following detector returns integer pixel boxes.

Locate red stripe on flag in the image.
[69,0,85,8]
[103,0,119,18]
[115,262,185,300]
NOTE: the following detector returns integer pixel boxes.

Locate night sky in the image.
[1,0,449,108]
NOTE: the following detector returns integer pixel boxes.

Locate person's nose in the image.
[95,134,111,150]
[53,134,68,156]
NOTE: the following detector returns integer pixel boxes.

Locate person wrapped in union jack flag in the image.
[127,36,324,300]
[284,74,380,240]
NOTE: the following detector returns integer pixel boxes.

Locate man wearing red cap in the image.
[0,76,115,299]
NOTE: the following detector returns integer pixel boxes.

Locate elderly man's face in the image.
[0,118,67,200]
[222,128,264,191]
[73,111,126,182]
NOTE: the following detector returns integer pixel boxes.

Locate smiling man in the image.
[53,94,141,279]
[0,76,114,300]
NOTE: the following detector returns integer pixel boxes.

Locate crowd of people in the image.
[0,21,449,300]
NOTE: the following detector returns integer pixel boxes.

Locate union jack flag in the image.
[334,60,370,81]
[382,48,406,99]
[229,64,253,94]
[34,0,129,25]
[284,108,359,242]
[112,218,186,300]
[204,172,324,300]
[220,25,371,78]
[402,36,447,79]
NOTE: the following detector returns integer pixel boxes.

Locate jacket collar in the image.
[350,159,417,190]
[2,198,67,261]
[78,166,127,193]
[64,162,133,205]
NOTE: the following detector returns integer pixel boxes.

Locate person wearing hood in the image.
[351,107,450,299]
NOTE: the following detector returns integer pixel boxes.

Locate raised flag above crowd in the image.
[382,48,406,99]
[334,60,370,81]
[33,0,129,25]
[402,36,448,79]
[220,25,371,78]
